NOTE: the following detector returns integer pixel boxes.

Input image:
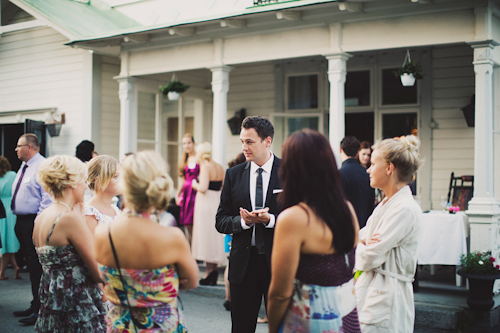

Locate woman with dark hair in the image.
[176,133,199,243]
[0,156,21,280]
[357,141,372,169]
[268,129,360,333]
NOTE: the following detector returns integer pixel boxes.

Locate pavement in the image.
[2,265,500,332]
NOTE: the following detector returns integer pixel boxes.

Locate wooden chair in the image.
[447,172,474,211]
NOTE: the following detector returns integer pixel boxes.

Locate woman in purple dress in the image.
[268,129,361,333]
[176,133,199,243]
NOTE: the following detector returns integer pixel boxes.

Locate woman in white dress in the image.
[85,156,121,235]
[355,135,422,333]
[191,142,226,285]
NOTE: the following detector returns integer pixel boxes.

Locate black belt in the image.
[16,214,37,221]
[251,246,266,255]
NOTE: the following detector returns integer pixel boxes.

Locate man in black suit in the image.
[216,116,282,333]
[339,136,374,229]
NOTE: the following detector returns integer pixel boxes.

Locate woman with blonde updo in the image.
[85,155,121,235]
[191,142,226,285]
[94,151,198,332]
[33,155,105,332]
[354,135,423,333]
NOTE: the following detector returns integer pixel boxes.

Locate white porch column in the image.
[211,66,233,166]
[325,53,352,168]
[466,41,500,289]
[117,77,137,158]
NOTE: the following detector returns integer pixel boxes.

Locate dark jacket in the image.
[339,158,375,229]
[215,158,282,284]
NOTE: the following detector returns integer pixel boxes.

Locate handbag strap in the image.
[108,224,138,333]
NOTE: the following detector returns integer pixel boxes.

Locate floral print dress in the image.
[35,212,106,333]
[99,264,186,332]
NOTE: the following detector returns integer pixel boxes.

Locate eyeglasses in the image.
[16,144,29,148]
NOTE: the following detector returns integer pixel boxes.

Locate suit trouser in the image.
[14,214,42,311]
[230,247,271,333]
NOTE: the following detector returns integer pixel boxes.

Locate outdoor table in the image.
[417,210,469,287]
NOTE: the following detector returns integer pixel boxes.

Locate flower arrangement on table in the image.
[460,251,500,274]
[447,206,460,214]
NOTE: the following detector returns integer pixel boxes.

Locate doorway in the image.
[0,120,46,172]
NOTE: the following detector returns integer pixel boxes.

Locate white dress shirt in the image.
[240,154,276,245]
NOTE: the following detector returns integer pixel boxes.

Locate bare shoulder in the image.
[94,221,108,242]
[277,205,310,231]
[56,211,85,227]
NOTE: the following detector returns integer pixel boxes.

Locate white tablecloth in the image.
[417,210,469,265]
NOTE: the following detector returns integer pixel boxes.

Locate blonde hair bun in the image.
[196,142,212,162]
[399,135,420,153]
[373,135,423,184]
[121,151,172,213]
[37,155,87,198]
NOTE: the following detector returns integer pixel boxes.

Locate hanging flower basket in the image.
[400,73,416,87]
[167,92,180,100]
[158,76,190,100]
[394,50,423,87]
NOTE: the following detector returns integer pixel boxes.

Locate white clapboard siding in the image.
[100,56,121,158]
[0,26,86,156]
[225,61,276,164]
[431,44,475,209]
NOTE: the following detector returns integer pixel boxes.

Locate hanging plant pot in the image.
[400,73,416,87]
[168,91,180,100]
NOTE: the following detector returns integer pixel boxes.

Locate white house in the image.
[2,0,500,295]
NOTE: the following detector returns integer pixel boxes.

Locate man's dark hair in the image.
[340,136,360,157]
[76,140,95,162]
[241,116,274,141]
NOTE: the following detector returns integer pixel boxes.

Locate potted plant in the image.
[458,251,500,330]
[158,80,190,100]
[394,60,423,86]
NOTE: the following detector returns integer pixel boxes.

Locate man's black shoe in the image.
[19,313,38,325]
[13,307,34,317]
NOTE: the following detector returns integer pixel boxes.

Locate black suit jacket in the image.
[216,157,282,285]
[339,158,375,229]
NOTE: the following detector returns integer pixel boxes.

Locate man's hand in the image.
[240,207,270,225]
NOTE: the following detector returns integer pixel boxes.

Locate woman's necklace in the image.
[53,201,71,211]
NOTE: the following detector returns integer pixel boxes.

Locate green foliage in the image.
[460,251,500,274]
[158,81,190,94]
[394,60,424,79]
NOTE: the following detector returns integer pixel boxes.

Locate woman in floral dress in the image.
[33,155,105,332]
[94,151,199,332]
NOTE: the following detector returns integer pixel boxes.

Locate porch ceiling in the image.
[65,0,486,56]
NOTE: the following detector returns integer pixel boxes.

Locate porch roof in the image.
[11,0,141,40]
[57,0,338,45]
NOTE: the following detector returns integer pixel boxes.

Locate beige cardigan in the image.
[355,186,421,333]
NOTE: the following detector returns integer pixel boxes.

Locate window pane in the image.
[345,71,370,106]
[166,118,178,142]
[137,142,155,152]
[382,113,418,139]
[382,68,417,105]
[137,92,156,141]
[345,112,374,143]
[287,117,318,136]
[288,75,318,110]
[163,143,179,188]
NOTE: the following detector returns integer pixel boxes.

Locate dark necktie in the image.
[11,164,28,212]
[255,168,264,249]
